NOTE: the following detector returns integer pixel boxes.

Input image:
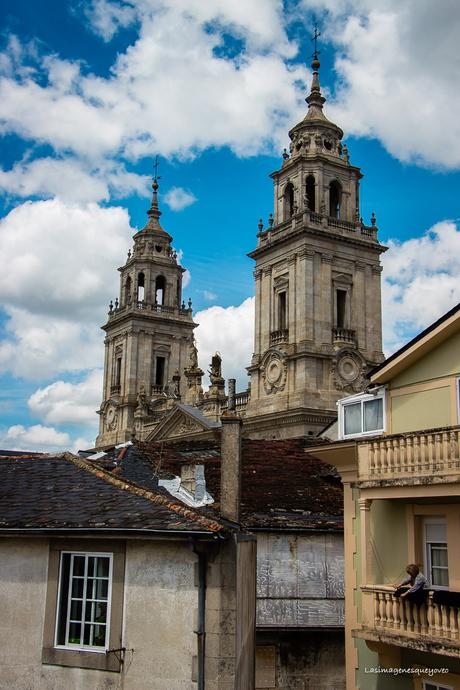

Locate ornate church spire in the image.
[142,157,170,236]
[305,25,326,120]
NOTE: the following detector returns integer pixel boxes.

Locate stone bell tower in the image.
[96,176,196,447]
[244,50,387,439]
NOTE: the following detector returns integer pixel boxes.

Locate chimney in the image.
[220,378,242,523]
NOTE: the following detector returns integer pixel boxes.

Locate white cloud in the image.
[0,199,134,378]
[0,3,306,162]
[28,369,102,426]
[194,297,254,390]
[83,0,138,42]
[164,187,197,211]
[202,290,217,301]
[0,423,70,452]
[307,0,460,168]
[0,158,149,204]
[381,220,460,353]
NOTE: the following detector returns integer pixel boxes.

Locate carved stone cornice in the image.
[321,253,333,264]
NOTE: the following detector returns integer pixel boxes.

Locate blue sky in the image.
[1,0,460,451]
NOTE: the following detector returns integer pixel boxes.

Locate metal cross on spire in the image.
[153,155,161,182]
[311,23,321,60]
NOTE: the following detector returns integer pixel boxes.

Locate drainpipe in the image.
[194,544,207,690]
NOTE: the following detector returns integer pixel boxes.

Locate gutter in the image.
[193,544,207,690]
[0,527,227,540]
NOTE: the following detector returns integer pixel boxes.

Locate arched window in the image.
[155,275,166,305]
[137,272,145,302]
[283,183,295,220]
[305,175,315,211]
[125,276,132,305]
[329,180,342,218]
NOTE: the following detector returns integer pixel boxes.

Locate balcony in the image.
[359,585,460,657]
[332,327,356,345]
[270,329,289,346]
[358,426,460,482]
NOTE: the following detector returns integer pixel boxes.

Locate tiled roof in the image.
[0,453,223,534]
[96,439,343,530]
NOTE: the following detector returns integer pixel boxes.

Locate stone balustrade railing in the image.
[361,585,460,644]
[108,301,192,319]
[270,329,289,345]
[256,211,378,247]
[332,327,356,344]
[358,426,460,481]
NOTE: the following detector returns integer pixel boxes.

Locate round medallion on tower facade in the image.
[332,349,367,393]
[104,403,119,431]
[260,350,287,394]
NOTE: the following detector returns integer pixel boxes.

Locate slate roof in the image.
[0,452,223,534]
[93,438,343,531]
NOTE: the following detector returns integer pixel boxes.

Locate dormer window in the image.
[338,389,385,439]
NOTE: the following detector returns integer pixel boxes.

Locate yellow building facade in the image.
[311,303,460,690]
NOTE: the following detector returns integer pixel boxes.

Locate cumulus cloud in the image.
[83,0,138,42]
[0,424,70,451]
[28,369,102,426]
[381,220,460,353]
[0,199,134,378]
[0,158,149,204]
[0,2,306,162]
[164,187,197,211]
[307,0,460,168]
[194,297,254,390]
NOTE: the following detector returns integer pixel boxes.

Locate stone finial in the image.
[282,148,289,161]
[258,218,264,233]
[127,249,131,260]
[268,213,274,228]
[187,297,192,310]
[108,300,113,314]
[114,297,119,310]
[371,211,376,227]
[343,143,350,164]
[181,300,186,310]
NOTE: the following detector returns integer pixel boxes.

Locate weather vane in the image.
[153,155,161,181]
[311,23,321,60]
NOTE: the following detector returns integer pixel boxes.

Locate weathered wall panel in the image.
[256,533,344,628]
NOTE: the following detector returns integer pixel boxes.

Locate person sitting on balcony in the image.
[393,564,428,604]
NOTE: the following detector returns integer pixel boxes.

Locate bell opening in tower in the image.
[137,272,145,302]
[329,180,342,218]
[283,183,295,220]
[125,276,132,305]
[305,175,315,211]
[155,275,166,305]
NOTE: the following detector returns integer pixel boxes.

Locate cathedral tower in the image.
[96,177,196,447]
[244,52,386,438]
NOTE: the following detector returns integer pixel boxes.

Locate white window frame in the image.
[423,518,449,591]
[54,551,113,653]
[338,388,386,440]
[422,681,453,690]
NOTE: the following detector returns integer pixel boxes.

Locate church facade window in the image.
[124,276,132,305]
[154,356,166,387]
[278,291,287,331]
[336,289,347,329]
